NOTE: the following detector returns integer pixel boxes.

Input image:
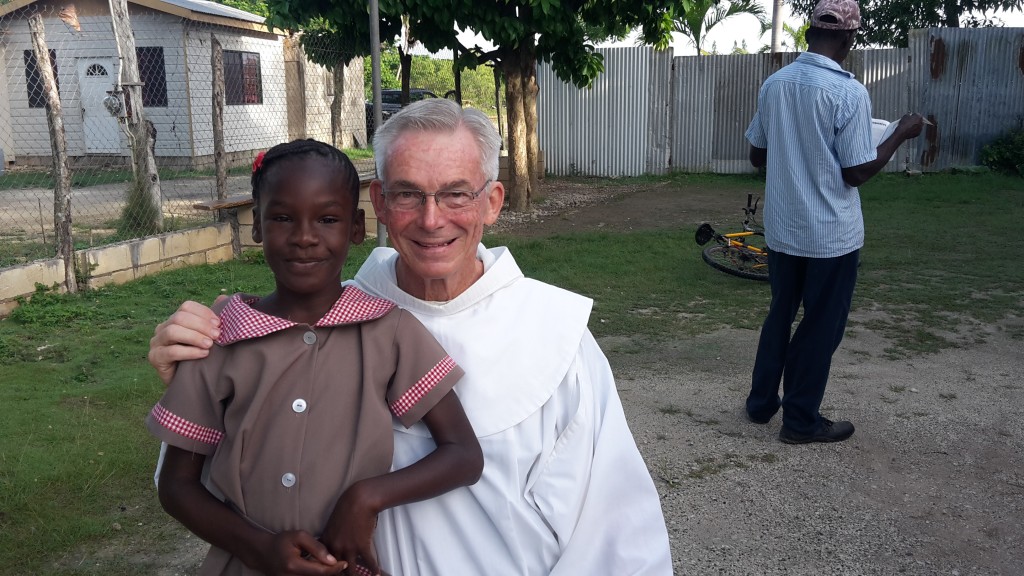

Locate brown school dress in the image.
[147,286,464,576]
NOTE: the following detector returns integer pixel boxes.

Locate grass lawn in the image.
[853,172,1024,354]
[0,171,1021,574]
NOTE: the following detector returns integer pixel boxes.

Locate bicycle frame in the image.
[695,194,770,281]
[720,231,767,256]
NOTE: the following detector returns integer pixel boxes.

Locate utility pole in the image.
[370,0,387,246]
[770,0,784,54]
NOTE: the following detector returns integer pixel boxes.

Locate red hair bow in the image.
[252,150,266,173]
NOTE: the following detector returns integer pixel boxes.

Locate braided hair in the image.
[250,139,359,206]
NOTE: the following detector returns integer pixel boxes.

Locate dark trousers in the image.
[746,249,859,435]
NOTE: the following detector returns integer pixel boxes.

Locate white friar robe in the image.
[352,244,672,575]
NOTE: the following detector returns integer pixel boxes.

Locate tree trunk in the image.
[110,0,163,230]
[521,45,542,201]
[29,14,76,293]
[503,58,530,212]
[399,48,412,104]
[453,46,462,104]
[331,57,346,147]
[211,36,227,203]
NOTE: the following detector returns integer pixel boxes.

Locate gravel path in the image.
[492,181,1024,575]
[616,324,1022,575]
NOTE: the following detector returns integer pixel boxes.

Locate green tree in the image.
[356,44,494,107]
[395,0,679,210]
[256,0,678,210]
[782,21,808,52]
[730,39,750,54]
[789,0,1024,47]
[672,0,769,56]
[259,2,406,149]
[363,44,403,98]
[215,0,268,18]
[759,21,808,53]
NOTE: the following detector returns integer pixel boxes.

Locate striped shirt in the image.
[745,51,876,258]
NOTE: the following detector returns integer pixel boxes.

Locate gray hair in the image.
[372,98,501,183]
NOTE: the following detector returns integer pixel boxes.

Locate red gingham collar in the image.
[217,286,396,345]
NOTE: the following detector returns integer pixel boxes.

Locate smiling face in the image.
[370,127,504,301]
[252,156,365,322]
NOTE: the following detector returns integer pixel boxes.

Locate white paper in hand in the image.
[871,118,899,147]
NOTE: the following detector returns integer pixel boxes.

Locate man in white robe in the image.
[149,99,672,575]
[356,244,668,574]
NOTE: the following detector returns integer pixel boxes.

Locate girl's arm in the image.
[159,446,347,576]
[321,390,483,575]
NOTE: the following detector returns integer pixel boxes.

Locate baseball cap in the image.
[811,0,861,30]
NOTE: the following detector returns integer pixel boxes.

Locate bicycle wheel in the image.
[702,244,770,282]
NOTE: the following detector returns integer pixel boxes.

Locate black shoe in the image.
[778,418,855,444]
[746,410,773,425]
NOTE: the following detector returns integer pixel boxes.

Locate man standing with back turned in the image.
[744,0,924,443]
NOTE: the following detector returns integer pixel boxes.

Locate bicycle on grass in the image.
[695,194,769,282]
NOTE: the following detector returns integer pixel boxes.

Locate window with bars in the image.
[137,47,168,107]
[23,49,59,108]
[224,50,262,105]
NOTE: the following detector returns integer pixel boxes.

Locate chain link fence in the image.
[0,3,505,270]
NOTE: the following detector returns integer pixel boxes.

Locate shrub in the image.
[116,179,162,238]
[979,126,1024,177]
[10,283,98,327]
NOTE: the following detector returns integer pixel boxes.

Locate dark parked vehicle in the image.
[365,89,439,138]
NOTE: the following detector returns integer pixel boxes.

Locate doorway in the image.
[77,58,121,154]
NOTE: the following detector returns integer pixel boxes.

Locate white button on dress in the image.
[292,399,307,413]
[281,473,296,487]
[303,331,317,345]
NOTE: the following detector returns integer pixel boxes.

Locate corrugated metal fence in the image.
[538,47,672,177]
[539,27,1024,176]
[671,51,796,174]
[913,27,1024,170]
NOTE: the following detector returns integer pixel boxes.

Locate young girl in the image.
[147,140,483,576]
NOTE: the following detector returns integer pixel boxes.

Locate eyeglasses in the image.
[383,180,492,212]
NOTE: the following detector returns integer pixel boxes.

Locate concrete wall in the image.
[0,257,65,316]
[1,176,377,316]
[0,222,233,315]
[78,222,233,288]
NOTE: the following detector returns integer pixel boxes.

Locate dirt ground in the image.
[501,180,1024,575]
[123,178,1022,575]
